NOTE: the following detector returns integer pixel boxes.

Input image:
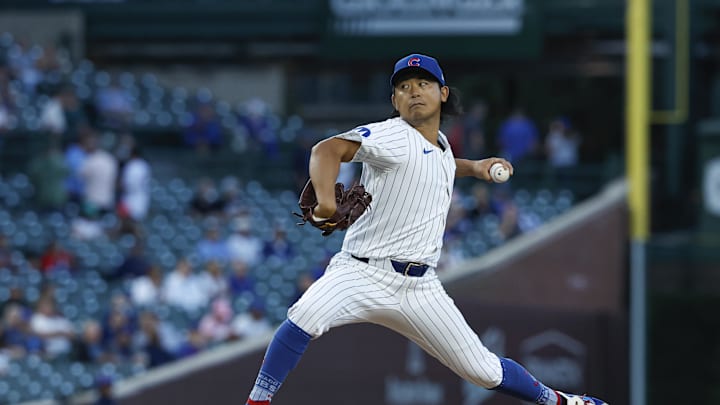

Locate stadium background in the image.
[0,0,718,404]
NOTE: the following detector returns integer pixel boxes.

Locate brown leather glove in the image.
[294,179,372,236]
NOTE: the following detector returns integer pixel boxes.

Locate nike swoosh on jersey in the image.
[423,148,434,154]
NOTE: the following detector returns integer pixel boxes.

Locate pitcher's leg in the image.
[289,253,407,335]
[401,285,503,388]
[246,255,365,405]
[246,253,403,404]
[400,282,575,404]
[246,320,311,405]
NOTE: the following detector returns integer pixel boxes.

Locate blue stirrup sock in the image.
[491,358,560,405]
[246,320,312,404]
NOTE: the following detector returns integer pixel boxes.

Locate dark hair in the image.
[441,87,463,119]
[389,69,463,122]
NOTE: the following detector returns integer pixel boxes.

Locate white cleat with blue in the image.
[557,391,609,405]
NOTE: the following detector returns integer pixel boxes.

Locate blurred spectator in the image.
[0,330,10,374]
[134,311,174,369]
[228,260,254,297]
[30,298,75,358]
[39,86,66,136]
[0,66,16,135]
[9,39,42,93]
[237,98,278,159]
[118,145,151,221]
[0,286,31,319]
[79,133,118,214]
[102,293,137,330]
[38,85,87,142]
[111,243,151,281]
[28,144,69,211]
[197,297,234,344]
[468,183,502,219]
[0,234,15,271]
[72,319,108,364]
[101,302,135,362]
[130,265,165,307]
[183,102,223,153]
[38,282,58,304]
[39,239,75,273]
[35,44,63,79]
[2,304,42,357]
[545,116,581,168]
[0,92,13,135]
[190,177,225,216]
[490,188,522,241]
[70,211,105,241]
[196,226,230,264]
[163,258,210,313]
[469,185,521,241]
[95,79,133,130]
[0,351,7,378]
[175,329,207,359]
[231,301,272,340]
[497,108,539,163]
[113,132,136,167]
[226,215,263,266]
[197,260,228,300]
[93,375,117,405]
[263,226,295,261]
[498,201,521,241]
[219,176,246,217]
[461,101,487,158]
[446,101,483,158]
[64,128,92,204]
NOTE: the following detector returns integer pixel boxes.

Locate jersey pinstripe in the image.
[287,117,503,389]
[288,251,503,387]
[335,117,456,267]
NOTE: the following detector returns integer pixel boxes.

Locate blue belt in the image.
[351,255,429,277]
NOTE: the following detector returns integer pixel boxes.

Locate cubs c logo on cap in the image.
[391,53,446,86]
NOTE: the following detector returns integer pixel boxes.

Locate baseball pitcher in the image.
[245,54,608,405]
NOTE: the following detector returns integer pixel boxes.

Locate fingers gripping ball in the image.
[490,163,511,183]
[294,179,372,236]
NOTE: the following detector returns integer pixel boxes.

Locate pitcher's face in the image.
[392,77,448,125]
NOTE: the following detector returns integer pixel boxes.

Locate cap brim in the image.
[391,67,442,86]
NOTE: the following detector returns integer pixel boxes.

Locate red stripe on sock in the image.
[247,399,271,405]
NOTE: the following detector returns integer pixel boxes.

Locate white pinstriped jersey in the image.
[288,117,503,390]
[334,117,456,267]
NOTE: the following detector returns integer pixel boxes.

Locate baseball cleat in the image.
[557,391,609,405]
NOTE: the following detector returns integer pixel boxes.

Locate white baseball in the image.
[490,163,510,183]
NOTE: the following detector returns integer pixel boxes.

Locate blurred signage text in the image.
[330,0,525,36]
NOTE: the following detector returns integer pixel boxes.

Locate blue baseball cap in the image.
[390,54,446,87]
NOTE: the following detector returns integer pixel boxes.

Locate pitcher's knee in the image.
[458,353,503,389]
[287,300,326,338]
[464,368,503,389]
